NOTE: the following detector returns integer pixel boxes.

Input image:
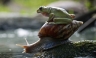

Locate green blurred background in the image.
[0,0,95,15]
[0,0,58,15]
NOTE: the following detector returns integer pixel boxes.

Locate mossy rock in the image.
[32,40,96,58]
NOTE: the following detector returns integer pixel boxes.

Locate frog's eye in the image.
[39,7,43,11]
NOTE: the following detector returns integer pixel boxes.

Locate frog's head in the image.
[37,6,51,16]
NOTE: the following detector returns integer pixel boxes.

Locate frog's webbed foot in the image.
[69,14,75,19]
[47,13,55,22]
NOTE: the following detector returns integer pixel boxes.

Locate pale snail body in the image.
[16,20,83,53]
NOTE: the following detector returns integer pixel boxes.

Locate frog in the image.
[37,6,75,24]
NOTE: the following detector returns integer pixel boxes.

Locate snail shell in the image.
[16,20,83,53]
[38,20,83,40]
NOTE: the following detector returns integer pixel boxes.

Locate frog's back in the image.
[50,7,71,18]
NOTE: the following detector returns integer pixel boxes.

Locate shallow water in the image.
[0,28,40,58]
[80,27,96,40]
[0,28,39,51]
[0,28,95,58]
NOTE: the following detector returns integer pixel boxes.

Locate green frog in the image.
[37,6,75,24]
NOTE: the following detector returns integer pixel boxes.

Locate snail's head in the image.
[16,44,33,53]
[16,38,32,53]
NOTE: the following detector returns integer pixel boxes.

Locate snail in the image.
[16,20,83,53]
[16,6,83,54]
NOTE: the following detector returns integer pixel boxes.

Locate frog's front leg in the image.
[49,18,73,24]
[47,13,55,22]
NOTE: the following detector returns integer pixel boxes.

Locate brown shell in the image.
[38,20,83,40]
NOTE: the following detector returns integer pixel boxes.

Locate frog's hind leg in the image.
[53,18,72,24]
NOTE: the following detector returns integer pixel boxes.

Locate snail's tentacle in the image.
[16,44,28,49]
[24,38,30,46]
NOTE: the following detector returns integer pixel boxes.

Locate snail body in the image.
[16,20,83,53]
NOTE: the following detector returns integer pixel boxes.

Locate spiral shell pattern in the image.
[38,20,83,40]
